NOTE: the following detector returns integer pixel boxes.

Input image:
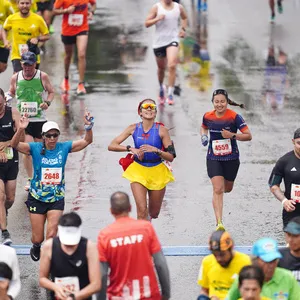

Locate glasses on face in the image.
[44,133,59,139]
[141,103,157,110]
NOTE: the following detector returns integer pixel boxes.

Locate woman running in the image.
[200,89,252,231]
[11,111,94,261]
[108,98,175,220]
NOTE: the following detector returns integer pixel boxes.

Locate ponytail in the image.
[228,98,244,109]
[212,89,245,109]
[40,139,46,155]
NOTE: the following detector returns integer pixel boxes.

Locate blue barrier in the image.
[11,245,254,256]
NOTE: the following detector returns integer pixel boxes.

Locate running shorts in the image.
[37,0,54,12]
[206,159,240,182]
[0,160,19,182]
[61,31,88,45]
[153,41,179,58]
[0,47,10,64]
[25,121,47,139]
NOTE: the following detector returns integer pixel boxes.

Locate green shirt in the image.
[226,267,300,300]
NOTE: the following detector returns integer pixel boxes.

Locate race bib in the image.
[41,168,62,185]
[212,139,232,156]
[54,276,80,297]
[21,102,38,117]
[291,184,300,203]
[4,147,13,160]
[68,14,84,26]
[19,44,29,56]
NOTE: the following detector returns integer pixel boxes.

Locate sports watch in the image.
[45,100,51,106]
[126,145,131,152]
[232,134,236,140]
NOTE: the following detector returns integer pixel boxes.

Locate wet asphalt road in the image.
[1,0,300,299]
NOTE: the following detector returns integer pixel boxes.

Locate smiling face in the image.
[139,100,157,120]
[43,129,60,149]
[213,94,228,114]
[18,0,31,15]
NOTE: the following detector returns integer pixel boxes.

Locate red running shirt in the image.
[54,0,95,36]
[98,217,162,300]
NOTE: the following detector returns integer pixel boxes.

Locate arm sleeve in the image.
[7,251,21,298]
[268,159,284,187]
[3,16,12,31]
[153,251,170,299]
[225,277,241,300]
[202,114,208,129]
[197,259,209,289]
[235,114,248,132]
[96,262,109,300]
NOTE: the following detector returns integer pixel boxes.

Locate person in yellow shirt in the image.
[237,265,271,300]
[0,0,14,73]
[9,0,38,13]
[197,230,251,300]
[3,0,49,73]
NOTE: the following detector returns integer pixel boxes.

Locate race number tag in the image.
[41,168,62,185]
[68,14,84,26]
[21,102,38,117]
[54,276,80,297]
[212,139,232,156]
[19,44,29,56]
[291,184,300,203]
[4,147,13,160]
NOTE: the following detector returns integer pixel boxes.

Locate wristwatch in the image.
[126,145,131,152]
[45,100,51,106]
[232,134,236,140]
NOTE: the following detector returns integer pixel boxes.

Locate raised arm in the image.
[145,5,164,28]
[11,116,31,155]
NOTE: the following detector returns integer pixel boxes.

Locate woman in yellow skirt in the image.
[108,98,175,220]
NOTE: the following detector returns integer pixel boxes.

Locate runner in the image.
[10,111,94,261]
[97,191,170,300]
[108,99,175,221]
[39,212,101,299]
[278,216,300,282]
[201,89,252,231]
[53,0,96,95]
[9,0,38,13]
[145,0,188,105]
[0,88,22,246]
[7,51,54,191]
[269,0,283,22]
[0,0,14,74]
[238,266,271,300]
[197,230,251,300]
[3,0,49,73]
[269,128,300,229]
[227,238,300,299]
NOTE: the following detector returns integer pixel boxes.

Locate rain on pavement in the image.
[1,0,300,298]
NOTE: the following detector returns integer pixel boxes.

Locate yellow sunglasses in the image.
[141,103,157,110]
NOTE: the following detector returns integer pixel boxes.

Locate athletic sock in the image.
[168,86,174,96]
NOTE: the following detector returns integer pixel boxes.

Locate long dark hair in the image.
[212,89,244,109]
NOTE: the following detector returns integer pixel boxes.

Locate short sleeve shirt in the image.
[279,248,300,283]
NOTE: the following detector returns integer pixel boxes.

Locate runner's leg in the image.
[0,180,6,231]
[43,10,52,28]
[211,176,225,224]
[64,44,74,79]
[45,209,63,239]
[76,34,88,83]
[5,180,17,211]
[156,56,167,89]
[166,45,179,96]
[224,180,234,193]
[148,188,166,219]
[131,182,148,220]
[29,213,47,244]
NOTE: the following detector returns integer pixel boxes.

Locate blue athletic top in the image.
[132,122,163,167]
[202,109,248,161]
[29,141,73,202]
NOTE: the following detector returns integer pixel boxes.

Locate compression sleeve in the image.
[153,251,170,299]
[268,158,284,187]
[96,262,109,300]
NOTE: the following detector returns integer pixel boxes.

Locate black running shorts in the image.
[153,41,179,58]
[37,0,53,12]
[207,159,240,182]
[25,121,47,139]
[0,47,10,64]
[61,31,88,45]
[0,160,19,182]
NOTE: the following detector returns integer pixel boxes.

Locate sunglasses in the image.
[44,133,59,138]
[213,89,228,97]
[141,103,157,110]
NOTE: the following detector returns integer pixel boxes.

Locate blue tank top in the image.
[132,122,163,167]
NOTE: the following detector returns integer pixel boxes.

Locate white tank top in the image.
[153,2,180,49]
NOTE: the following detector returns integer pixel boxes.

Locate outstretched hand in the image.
[19,115,30,129]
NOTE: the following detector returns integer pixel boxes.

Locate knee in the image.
[0,65,7,73]
[158,66,166,72]
[167,63,176,70]
[78,52,86,61]
[213,186,224,195]
[46,227,58,239]
[5,199,15,209]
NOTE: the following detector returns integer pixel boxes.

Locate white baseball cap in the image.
[42,121,60,134]
[58,225,82,246]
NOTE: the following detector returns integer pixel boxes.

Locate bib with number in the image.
[21,102,38,117]
[212,139,232,156]
[19,44,29,56]
[68,14,84,26]
[4,147,13,160]
[291,184,300,203]
[41,167,62,185]
[54,276,80,296]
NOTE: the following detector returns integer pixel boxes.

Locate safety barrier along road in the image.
[12,245,256,256]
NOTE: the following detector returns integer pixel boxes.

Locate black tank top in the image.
[50,237,91,300]
[0,106,18,161]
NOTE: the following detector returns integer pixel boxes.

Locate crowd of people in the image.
[0,0,299,299]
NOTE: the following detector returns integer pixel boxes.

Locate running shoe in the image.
[30,244,41,261]
[158,87,166,105]
[77,83,86,95]
[270,13,275,23]
[49,24,55,35]
[216,221,226,231]
[24,178,31,191]
[60,78,70,92]
[277,0,283,14]
[167,95,174,105]
[1,230,12,246]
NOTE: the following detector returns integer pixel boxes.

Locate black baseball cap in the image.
[209,230,233,251]
[294,128,300,140]
[21,51,37,65]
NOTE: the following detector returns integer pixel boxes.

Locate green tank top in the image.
[16,70,46,122]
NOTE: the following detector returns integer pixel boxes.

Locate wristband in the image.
[282,198,288,207]
[84,116,94,131]
[45,100,51,107]
[126,145,131,152]
[181,27,186,32]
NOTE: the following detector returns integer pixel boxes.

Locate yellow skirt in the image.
[122,162,175,190]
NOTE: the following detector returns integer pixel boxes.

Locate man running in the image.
[8,51,54,190]
[145,0,188,105]
[53,0,96,95]
[0,88,22,245]
[97,191,170,300]
[39,212,101,299]
[3,0,49,73]
[269,128,300,229]
[0,0,14,74]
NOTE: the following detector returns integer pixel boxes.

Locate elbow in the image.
[248,134,252,141]
[145,22,150,28]
[270,185,277,193]
[169,156,174,162]
[108,143,114,151]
